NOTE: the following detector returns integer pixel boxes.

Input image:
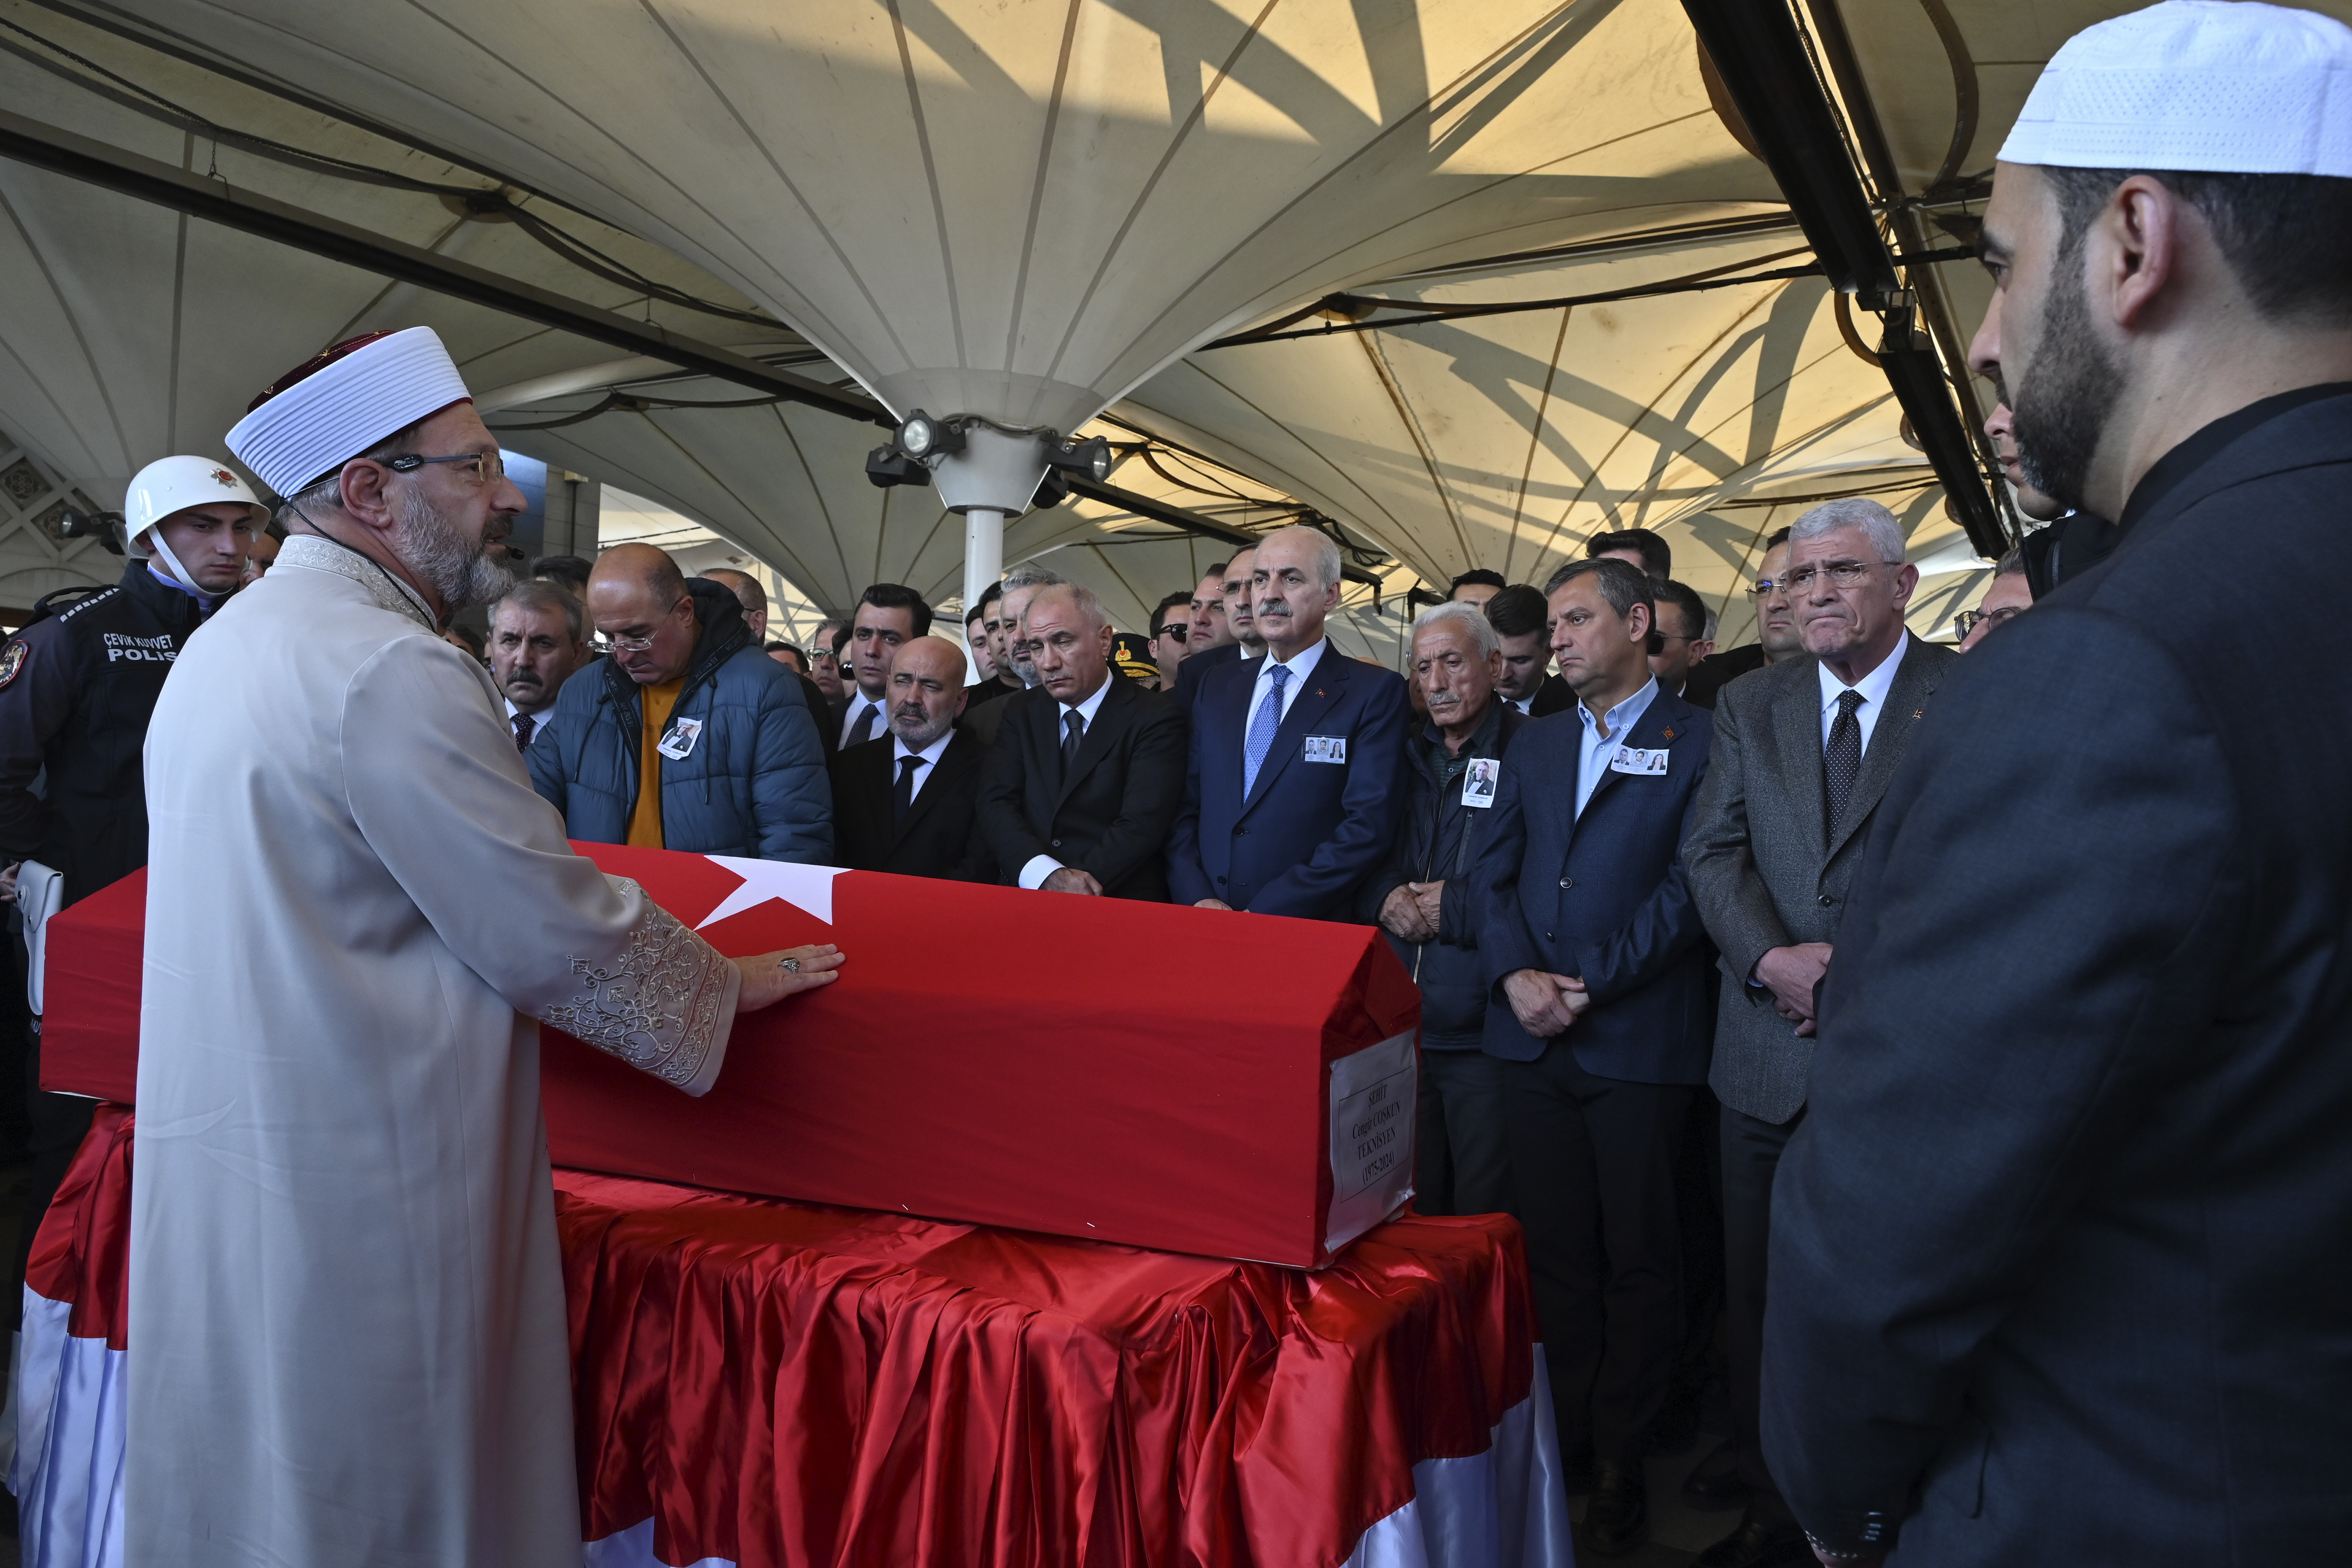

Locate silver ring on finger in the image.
[778,956,801,974]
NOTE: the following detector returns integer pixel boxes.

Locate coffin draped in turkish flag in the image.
[40,844,1421,1266]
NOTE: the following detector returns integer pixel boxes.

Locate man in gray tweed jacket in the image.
[1677,498,1955,1568]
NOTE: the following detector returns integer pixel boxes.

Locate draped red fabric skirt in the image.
[32,1107,1544,1568]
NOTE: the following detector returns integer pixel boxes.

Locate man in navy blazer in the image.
[1167,527,1407,919]
[1476,557,1715,1556]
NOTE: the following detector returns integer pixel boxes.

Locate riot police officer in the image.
[0,454,262,1307]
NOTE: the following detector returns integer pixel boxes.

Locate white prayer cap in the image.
[225,327,473,498]
[1999,1,2352,177]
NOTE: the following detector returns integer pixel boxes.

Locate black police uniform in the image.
[0,559,216,1319]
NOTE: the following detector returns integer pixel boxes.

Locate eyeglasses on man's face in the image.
[1954,605,2026,639]
[605,597,689,652]
[382,450,507,485]
[1780,559,1885,594]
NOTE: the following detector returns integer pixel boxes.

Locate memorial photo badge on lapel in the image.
[1462,756,1500,807]
[1303,735,1347,764]
[1609,746,1669,776]
[657,716,703,760]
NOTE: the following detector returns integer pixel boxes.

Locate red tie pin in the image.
[1661,727,1675,740]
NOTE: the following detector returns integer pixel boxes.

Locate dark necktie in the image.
[1060,709,1085,776]
[512,712,535,753]
[845,700,878,748]
[892,753,922,829]
[1823,688,1864,841]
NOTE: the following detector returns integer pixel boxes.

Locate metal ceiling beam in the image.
[0,104,1311,572]
[1679,0,2010,558]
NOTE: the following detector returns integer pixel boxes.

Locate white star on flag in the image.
[695,857,842,929]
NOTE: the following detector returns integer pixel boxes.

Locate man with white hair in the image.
[1351,600,1522,1218]
[1678,496,1955,1567]
[127,328,843,1567]
[1764,6,2352,1564]
[1168,525,1407,920]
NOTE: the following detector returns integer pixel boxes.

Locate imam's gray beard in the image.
[397,486,513,613]
[2010,257,2122,515]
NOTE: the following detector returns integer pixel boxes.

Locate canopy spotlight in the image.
[864,443,934,489]
[1044,434,1112,485]
[55,511,127,554]
[894,409,965,462]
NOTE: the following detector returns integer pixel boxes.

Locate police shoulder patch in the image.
[0,640,26,690]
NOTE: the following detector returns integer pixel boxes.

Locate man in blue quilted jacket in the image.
[530,542,830,862]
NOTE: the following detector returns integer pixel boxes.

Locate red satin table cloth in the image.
[33,1107,1542,1568]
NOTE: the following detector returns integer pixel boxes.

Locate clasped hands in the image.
[1754,941,1833,1036]
[1377,880,1447,942]
[1503,967,1588,1038]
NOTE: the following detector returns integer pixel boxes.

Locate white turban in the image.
[1999,1,2352,177]
[225,327,473,499]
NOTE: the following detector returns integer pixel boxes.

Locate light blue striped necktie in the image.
[1242,663,1291,796]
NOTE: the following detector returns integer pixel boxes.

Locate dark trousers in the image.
[1671,1089,1726,1390]
[1723,1105,1802,1524]
[1502,1042,1691,1468]
[1416,1046,1512,1217]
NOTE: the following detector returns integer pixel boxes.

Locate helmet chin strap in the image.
[139,528,209,598]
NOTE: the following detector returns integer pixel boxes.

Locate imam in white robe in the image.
[126,533,741,1567]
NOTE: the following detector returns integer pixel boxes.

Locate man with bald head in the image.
[978,581,1187,900]
[530,541,830,861]
[832,635,991,880]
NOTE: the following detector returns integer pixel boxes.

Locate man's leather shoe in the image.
[1581,1463,1648,1557]
[1691,1516,1814,1568]
[1682,1437,1752,1508]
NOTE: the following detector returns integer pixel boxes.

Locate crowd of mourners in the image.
[1,3,2349,1562]
[0,470,2032,1566]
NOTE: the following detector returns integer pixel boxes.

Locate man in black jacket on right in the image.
[1763,7,2352,1566]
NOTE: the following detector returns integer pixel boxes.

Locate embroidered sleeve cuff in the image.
[1018,853,1064,890]
[537,879,740,1097]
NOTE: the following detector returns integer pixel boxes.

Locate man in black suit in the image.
[1476,557,1716,1557]
[1484,584,1574,717]
[836,584,930,751]
[1680,499,1953,1568]
[959,563,1061,748]
[963,582,1021,713]
[1763,10,2352,1564]
[831,635,991,881]
[978,583,1186,901]
[1681,530,1798,711]
[1172,547,1255,707]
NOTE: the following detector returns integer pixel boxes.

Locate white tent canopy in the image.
[12,0,2344,647]
[106,0,1784,435]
